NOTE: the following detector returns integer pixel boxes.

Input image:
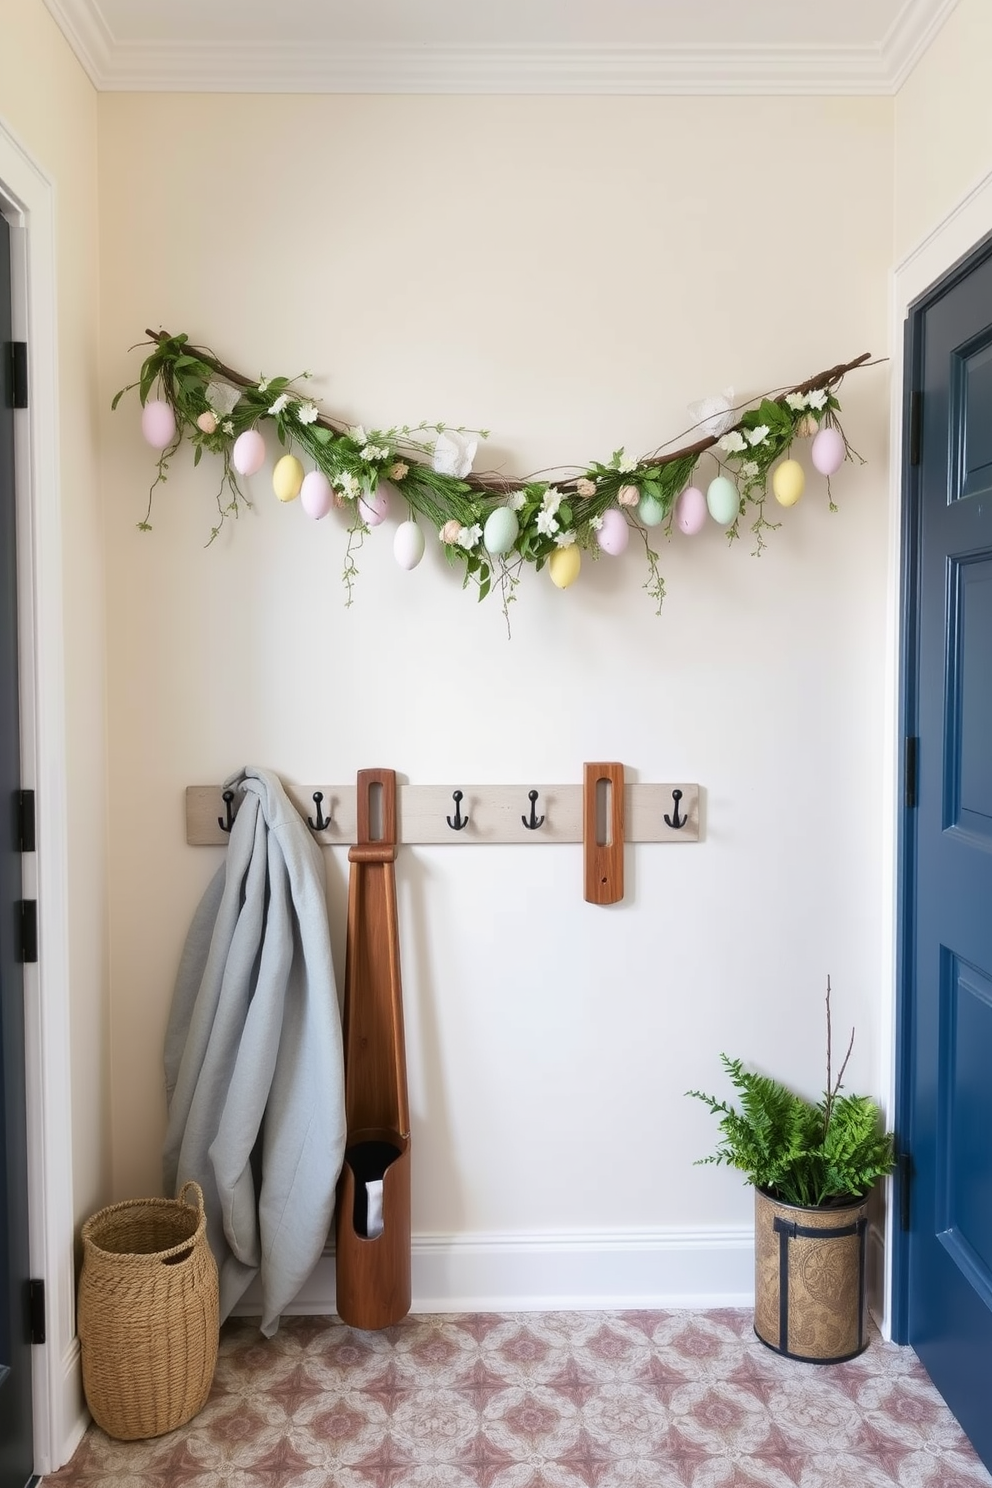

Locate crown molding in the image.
[43,0,960,96]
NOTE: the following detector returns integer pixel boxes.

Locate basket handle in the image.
[178,1179,206,1215]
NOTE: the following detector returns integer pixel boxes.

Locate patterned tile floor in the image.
[45,1309,992,1487]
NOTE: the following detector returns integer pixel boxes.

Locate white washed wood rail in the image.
[185,781,700,847]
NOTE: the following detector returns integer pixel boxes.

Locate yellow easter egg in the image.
[549,545,581,589]
[772,458,805,508]
[272,454,304,503]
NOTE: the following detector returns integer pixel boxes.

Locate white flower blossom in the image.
[361,443,389,462]
[349,424,367,446]
[535,508,560,537]
[806,388,828,410]
[719,431,747,454]
[590,514,604,531]
[508,490,527,511]
[785,392,807,411]
[740,460,759,480]
[205,380,242,417]
[268,393,291,415]
[456,522,482,551]
[747,425,770,447]
[257,377,270,394]
[338,472,360,500]
[222,419,234,436]
[433,430,478,479]
[542,486,563,516]
[554,530,576,548]
[296,402,319,425]
[617,453,638,473]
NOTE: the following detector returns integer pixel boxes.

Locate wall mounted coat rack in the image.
[186,766,700,907]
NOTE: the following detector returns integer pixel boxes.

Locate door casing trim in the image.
[888,168,992,1342]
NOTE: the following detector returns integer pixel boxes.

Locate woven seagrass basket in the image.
[78,1180,219,1440]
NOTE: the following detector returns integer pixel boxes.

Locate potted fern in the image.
[687,977,894,1363]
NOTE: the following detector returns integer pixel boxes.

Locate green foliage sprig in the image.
[114,330,871,617]
[686,978,894,1207]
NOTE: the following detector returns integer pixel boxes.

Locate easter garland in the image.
[116,331,871,617]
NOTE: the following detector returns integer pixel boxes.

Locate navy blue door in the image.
[902,236,992,1469]
[0,212,34,1488]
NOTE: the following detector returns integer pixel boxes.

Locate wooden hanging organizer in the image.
[334,768,412,1331]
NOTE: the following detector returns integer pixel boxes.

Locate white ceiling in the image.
[44,0,959,94]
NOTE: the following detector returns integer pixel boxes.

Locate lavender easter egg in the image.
[596,508,629,556]
[706,475,739,527]
[232,428,266,476]
[358,486,389,527]
[300,470,333,520]
[140,399,176,450]
[393,520,426,570]
[811,426,846,477]
[675,485,707,535]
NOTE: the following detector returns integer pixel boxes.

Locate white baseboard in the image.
[230,1226,755,1320]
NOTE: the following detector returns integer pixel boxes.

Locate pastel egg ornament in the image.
[772,458,806,508]
[272,453,304,503]
[549,545,581,589]
[483,505,519,556]
[232,428,266,477]
[595,507,629,557]
[300,470,333,520]
[706,475,739,527]
[675,484,707,536]
[140,398,176,450]
[637,493,665,528]
[811,425,846,477]
[358,485,389,527]
[393,520,426,571]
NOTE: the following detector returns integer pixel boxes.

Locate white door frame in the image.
[881,165,992,1337]
[0,117,85,1474]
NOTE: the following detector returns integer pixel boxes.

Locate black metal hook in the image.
[218,789,236,833]
[308,791,332,831]
[664,788,687,830]
[522,789,545,830]
[446,790,469,831]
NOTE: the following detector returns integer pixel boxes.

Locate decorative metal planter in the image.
[753,1187,869,1363]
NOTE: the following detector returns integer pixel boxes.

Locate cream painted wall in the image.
[99,92,893,1253]
[0,1,109,1227]
[895,0,992,260]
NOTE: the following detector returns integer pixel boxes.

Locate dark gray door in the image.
[899,234,992,1472]
[0,210,34,1488]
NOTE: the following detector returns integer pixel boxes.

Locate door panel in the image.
[904,240,992,1471]
[0,210,34,1488]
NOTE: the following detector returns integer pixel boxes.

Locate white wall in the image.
[97,91,893,1303]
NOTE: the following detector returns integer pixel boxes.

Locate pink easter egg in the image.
[675,485,707,535]
[300,470,333,520]
[811,426,846,477]
[232,428,266,476]
[140,398,176,450]
[595,507,629,556]
[358,486,389,527]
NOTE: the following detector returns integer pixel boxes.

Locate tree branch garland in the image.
[115,330,873,619]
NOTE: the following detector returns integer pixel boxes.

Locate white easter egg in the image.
[483,506,520,556]
[811,426,846,477]
[359,486,389,527]
[140,398,176,450]
[232,428,266,476]
[675,485,707,535]
[300,470,333,520]
[393,520,426,570]
[706,475,739,527]
[595,508,629,556]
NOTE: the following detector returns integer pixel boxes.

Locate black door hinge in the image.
[898,1152,912,1232]
[8,341,28,409]
[18,899,37,963]
[28,1279,46,1345]
[909,390,922,467]
[17,789,36,853]
[905,736,918,809]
